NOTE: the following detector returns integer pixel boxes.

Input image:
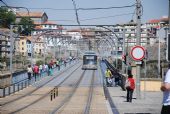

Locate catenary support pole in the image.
[136,0,142,99]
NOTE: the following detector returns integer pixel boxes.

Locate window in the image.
[114,29,119,32]
[22,47,24,50]
[22,42,24,45]
[131,29,135,31]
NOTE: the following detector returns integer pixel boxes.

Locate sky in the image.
[0,0,168,25]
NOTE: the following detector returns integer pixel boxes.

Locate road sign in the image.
[130,45,145,61]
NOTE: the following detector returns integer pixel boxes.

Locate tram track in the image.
[0,62,82,114]
[51,70,96,114]
[83,70,95,114]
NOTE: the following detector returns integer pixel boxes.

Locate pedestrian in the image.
[48,62,53,76]
[114,69,120,86]
[39,64,43,77]
[27,65,33,81]
[160,64,170,114]
[56,59,60,70]
[127,63,132,76]
[105,68,113,87]
[33,64,39,81]
[125,74,135,102]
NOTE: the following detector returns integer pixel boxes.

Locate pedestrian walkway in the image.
[108,86,162,114]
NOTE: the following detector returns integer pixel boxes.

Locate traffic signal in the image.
[168,33,170,61]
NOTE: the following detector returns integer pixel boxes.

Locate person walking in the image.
[114,69,120,86]
[33,64,39,81]
[127,63,132,76]
[39,64,43,77]
[160,64,170,114]
[27,65,33,82]
[105,68,112,87]
[125,74,135,102]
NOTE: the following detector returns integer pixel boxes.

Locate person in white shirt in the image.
[27,65,33,81]
[160,64,170,114]
[39,64,43,76]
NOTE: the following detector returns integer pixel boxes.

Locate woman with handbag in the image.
[125,74,135,102]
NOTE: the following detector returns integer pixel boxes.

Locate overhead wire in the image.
[27,4,135,11]
[0,0,137,25]
[78,4,136,11]
[80,13,135,21]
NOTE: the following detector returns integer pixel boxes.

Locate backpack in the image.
[34,66,39,73]
[126,78,135,90]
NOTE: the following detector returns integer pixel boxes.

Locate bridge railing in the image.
[0,59,76,97]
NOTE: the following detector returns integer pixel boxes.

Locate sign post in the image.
[130,45,145,99]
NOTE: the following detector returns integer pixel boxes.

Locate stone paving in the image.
[108,86,162,114]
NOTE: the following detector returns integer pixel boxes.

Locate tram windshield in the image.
[83,55,97,65]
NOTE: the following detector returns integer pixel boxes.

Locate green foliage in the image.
[36,60,44,66]
[18,17,34,36]
[0,7,16,28]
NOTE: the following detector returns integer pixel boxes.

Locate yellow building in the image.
[19,36,27,56]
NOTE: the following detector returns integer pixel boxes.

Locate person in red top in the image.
[33,64,39,81]
[125,74,135,102]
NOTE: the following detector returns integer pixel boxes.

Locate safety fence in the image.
[0,59,75,97]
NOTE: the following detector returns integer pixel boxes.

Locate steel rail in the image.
[50,70,86,114]
[84,70,95,114]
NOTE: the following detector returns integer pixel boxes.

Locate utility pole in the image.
[122,28,126,73]
[10,25,14,74]
[31,31,34,66]
[136,0,142,99]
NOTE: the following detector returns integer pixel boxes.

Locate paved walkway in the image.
[108,86,162,114]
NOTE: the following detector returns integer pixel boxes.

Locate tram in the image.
[82,51,97,70]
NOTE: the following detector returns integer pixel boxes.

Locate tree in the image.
[18,17,34,36]
[0,7,16,28]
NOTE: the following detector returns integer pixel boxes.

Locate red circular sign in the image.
[130,45,145,61]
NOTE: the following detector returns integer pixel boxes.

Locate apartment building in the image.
[0,28,10,58]
[19,36,27,56]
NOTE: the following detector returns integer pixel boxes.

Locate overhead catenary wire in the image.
[80,13,135,21]
[0,0,137,25]
[27,4,135,11]
[78,4,135,11]
[48,12,135,22]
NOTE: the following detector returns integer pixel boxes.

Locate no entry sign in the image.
[130,45,145,61]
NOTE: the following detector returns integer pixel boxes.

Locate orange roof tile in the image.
[27,36,33,41]
[160,17,169,22]
[42,21,56,25]
[148,19,160,23]
[35,25,42,29]
[16,12,46,18]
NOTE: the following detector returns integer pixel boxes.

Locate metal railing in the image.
[0,59,75,97]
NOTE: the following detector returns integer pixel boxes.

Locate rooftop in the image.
[16,12,47,18]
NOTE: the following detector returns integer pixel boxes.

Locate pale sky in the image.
[0,0,168,25]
